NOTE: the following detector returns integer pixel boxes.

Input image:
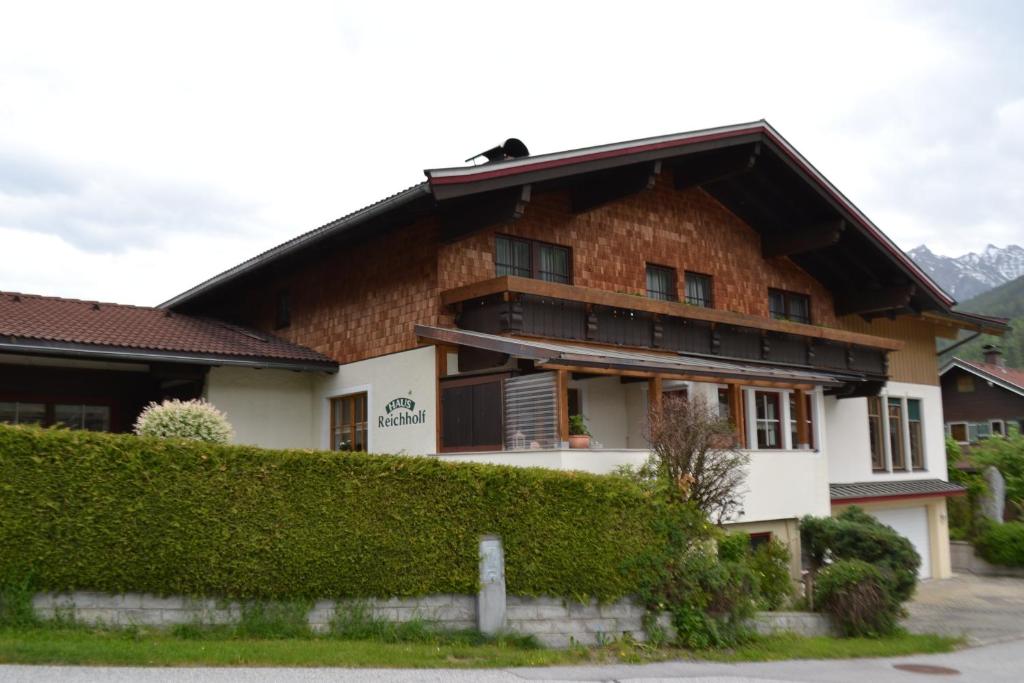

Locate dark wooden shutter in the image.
[440,374,506,452]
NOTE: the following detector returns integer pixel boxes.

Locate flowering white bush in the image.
[133,399,233,444]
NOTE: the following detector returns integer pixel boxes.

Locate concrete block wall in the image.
[951,540,1024,578]
[30,591,833,648]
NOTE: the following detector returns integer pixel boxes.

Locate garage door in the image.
[869,506,931,579]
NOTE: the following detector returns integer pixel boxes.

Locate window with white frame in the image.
[869,394,926,473]
[745,388,816,451]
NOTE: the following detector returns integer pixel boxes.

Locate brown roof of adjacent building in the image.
[0,291,336,371]
[954,358,1024,395]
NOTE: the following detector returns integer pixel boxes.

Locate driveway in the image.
[904,573,1024,645]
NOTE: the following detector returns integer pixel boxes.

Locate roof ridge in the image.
[0,290,163,311]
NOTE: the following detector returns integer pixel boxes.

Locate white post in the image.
[477,535,506,635]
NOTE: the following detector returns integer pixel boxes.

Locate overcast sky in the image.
[1,0,1022,305]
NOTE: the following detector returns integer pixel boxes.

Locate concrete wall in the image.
[950,540,1024,578]
[825,381,947,484]
[204,366,317,449]
[313,345,436,455]
[31,591,833,648]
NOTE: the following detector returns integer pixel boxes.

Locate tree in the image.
[641,393,749,523]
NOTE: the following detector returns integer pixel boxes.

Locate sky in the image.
[1,0,1022,306]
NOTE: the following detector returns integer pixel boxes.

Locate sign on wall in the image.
[379,396,427,428]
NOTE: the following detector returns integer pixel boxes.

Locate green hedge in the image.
[975,522,1024,567]
[0,425,672,601]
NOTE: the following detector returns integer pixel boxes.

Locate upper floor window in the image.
[754,391,783,449]
[330,392,368,452]
[768,288,811,324]
[956,375,975,393]
[789,392,814,449]
[869,395,926,472]
[684,272,713,307]
[646,264,677,301]
[495,235,570,284]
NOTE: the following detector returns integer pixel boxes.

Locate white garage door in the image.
[869,506,931,579]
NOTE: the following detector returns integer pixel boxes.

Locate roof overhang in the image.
[830,479,966,505]
[0,337,339,373]
[923,309,1010,336]
[417,324,865,388]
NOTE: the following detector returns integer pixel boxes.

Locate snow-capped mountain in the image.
[908,244,1024,301]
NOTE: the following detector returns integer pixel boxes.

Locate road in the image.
[2,637,1023,683]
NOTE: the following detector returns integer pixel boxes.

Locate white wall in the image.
[204,366,317,449]
[571,376,629,448]
[313,346,436,455]
[737,449,832,522]
[825,382,947,484]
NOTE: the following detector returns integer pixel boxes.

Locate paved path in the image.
[1,639,1023,682]
[903,573,1024,645]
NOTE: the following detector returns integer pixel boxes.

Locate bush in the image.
[974,521,1024,567]
[972,425,1024,516]
[814,559,900,637]
[749,539,794,611]
[133,399,233,444]
[0,424,680,601]
[801,507,920,603]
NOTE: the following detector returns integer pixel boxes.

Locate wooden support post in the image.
[728,383,746,449]
[795,388,810,449]
[435,344,449,453]
[648,376,663,419]
[557,369,570,446]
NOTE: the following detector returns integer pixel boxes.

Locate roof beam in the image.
[672,143,761,190]
[439,185,531,242]
[570,162,661,214]
[834,284,916,316]
[762,219,845,258]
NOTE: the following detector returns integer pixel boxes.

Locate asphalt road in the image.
[2,637,1023,683]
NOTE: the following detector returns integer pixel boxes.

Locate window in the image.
[440,374,503,451]
[567,388,581,419]
[908,398,924,470]
[956,375,975,393]
[646,264,677,301]
[948,422,968,444]
[768,289,811,324]
[868,396,886,471]
[749,532,772,551]
[0,401,108,431]
[330,393,368,452]
[991,420,1005,437]
[754,391,782,449]
[888,398,906,470]
[717,387,731,421]
[789,393,814,449]
[495,235,570,284]
[684,272,713,307]
[275,290,290,329]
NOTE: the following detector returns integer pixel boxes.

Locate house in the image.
[1,121,1008,580]
[941,346,1024,444]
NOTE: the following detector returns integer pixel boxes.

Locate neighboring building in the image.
[941,346,1024,445]
[1,121,1009,579]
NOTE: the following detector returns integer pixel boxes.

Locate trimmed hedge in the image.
[0,425,674,601]
[975,522,1024,567]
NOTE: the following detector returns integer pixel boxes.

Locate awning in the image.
[416,325,866,387]
[830,480,966,505]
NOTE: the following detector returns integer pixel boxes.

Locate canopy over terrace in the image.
[416,324,874,450]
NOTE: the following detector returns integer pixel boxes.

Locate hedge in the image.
[975,522,1024,567]
[0,425,674,601]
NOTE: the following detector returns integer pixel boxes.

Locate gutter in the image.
[0,339,338,374]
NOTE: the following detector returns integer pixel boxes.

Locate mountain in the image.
[908,244,1024,301]
[938,274,1024,369]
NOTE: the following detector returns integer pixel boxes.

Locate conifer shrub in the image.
[814,559,900,637]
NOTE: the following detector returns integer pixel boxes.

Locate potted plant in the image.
[568,414,591,449]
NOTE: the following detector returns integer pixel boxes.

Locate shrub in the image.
[974,521,1024,567]
[814,559,900,637]
[749,539,794,611]
[801,507,920,603]
[133,399,233,444]
[972,425,1024,515]
[0,424,680,601]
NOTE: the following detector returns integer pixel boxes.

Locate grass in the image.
[0,627,961,668]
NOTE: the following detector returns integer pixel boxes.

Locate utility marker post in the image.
[477,534,506,634]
